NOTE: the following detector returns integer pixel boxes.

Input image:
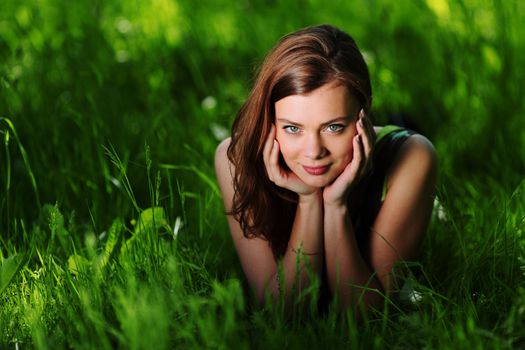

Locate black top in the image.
[318,125,418,312]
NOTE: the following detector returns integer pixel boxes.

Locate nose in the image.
[303,133,327,159]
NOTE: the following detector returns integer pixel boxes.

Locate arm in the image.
[324,202,384,309]
[367,134,437,291]
[215,136,323,307]
[324,132,437,310]
[265,191,323,306]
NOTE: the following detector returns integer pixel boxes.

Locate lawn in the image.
[1,0,524,348]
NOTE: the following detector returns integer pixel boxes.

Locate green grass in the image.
[1,0,525,348]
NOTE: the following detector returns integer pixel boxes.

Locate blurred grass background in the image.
[1,0,525,348]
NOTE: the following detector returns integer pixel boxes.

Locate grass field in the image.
[1,0,525,348]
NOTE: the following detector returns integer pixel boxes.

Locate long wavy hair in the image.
[227,24,372,258]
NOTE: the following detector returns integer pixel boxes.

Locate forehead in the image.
[274,83,359,123]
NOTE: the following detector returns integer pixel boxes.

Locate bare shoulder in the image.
[372,125,437,174]
[214,137,277,298]
[215,137,233,182]
[215,137,231,166]
[388,133,438,186]
[399,134,438,171]
[369,132,438,282]
[214,137,237,213]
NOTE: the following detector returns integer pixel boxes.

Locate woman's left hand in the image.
[323,110,375,207]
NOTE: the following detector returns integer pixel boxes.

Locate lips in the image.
[302,165,331,175]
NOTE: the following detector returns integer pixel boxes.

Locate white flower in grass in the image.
[116,18,132,34]
[400,279,423,304]
[99,231,107,240]
[109,176,122,189]
[201,96,217,110]
[433,197,448,221]
[408,288,423,303]
[115,50,129,63]
[173,216,183,238]
[9,65,22,80]
[210,122,229,141]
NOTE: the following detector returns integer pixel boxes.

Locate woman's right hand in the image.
[263,124,319,197]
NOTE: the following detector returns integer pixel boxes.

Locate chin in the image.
[301,174,337,188]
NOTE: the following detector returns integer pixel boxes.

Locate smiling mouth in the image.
[302,165,331,175]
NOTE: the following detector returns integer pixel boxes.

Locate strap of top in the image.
[349,124,419,260]
[375,125,417,200]
[375,125,404,144]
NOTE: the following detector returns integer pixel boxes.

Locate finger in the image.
[263,125,276,181]
[357,117,375,178]
[356,125,372,177]
[268,139,283,184]
[362,115,376,175]
[347,133,363,179]
[357,117,373,159]
[262,124,276,160]
[358,109,373,130]
[330,133,364,190]
[356,133,368,178]
[362,114,376,144]
[359,112,375,147]
[349,131,367,180]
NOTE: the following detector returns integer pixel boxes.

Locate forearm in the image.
[323,203,384,310]
[264,192,323,305]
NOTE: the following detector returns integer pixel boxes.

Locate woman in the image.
[215,24,437,312]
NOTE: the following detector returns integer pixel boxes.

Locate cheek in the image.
[276,139,294,160]
[341,147,354,167]
[340,127,358,162]
[332,138,355,167]
[275,131,292,155]
[275,136,301,168]
[334,135,354,154]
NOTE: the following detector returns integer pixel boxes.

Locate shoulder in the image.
[214,137,235,201]
[398,134,438,172]
[373,124,437,172]
[373,125,437,173]
[215,137,231,166]
[215,136,232,171]
[215,137,233,174]
[215,136,231,158]
[387,132,438,188]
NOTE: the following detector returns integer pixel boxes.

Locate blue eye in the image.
[283,125,300,134]
[327,124,344,133]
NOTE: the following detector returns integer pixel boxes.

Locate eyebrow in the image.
[276,116,354,128]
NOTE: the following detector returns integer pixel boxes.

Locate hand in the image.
[323,110,375,206]
[263,124,319,197]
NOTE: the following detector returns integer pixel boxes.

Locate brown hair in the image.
[227,24,372,257]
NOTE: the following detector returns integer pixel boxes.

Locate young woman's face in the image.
[274,82,360,188]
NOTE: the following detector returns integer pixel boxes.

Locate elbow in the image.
[252,279,280,307]
[253,282,297,314]
[337,285,385,313]
[255,287,270,307]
